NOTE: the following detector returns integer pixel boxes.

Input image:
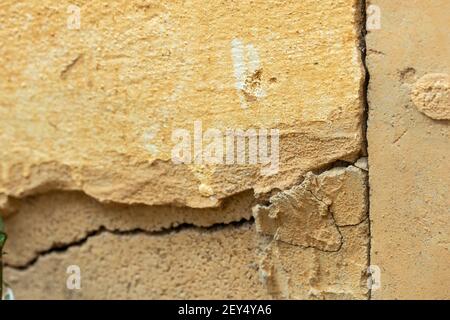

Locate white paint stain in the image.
[246,43,260,75]
[231,39,246,91]
[231,38,266,109]
[142,124,160,156]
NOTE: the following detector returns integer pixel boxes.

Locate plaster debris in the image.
[411,73,450,120]
[253,166,368,250]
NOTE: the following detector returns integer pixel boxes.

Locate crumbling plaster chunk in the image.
[253,166,368,251]
[318,166,368,226]
[411,73,450,120]
[257,221,370,299]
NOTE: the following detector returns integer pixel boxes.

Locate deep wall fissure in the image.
[360,0,371,300]
[5,160,368,272]
[5,218,254,271]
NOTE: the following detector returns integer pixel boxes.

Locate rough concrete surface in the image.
[367,0,450,299]
[3,164,369,299]
[4,221,369,300]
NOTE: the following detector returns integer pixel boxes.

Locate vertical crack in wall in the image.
[360,0,372,300]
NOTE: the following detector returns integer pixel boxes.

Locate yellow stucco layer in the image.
[0,0,364,208]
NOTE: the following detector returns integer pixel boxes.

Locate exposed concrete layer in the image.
[0,0,365,208]
[3,165,369,299]
[6,223,269,300]
[3,190,255,267]
[367,0,450,299]
[4,221,369,300]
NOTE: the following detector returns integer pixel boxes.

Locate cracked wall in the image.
[3,165,370,299]
[0,0,374,299]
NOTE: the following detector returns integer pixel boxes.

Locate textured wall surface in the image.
[367,0,450,299]
[0,0,369,299]
[0,0,364,208]
[1,0,448,301]
[3,166,369,299]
